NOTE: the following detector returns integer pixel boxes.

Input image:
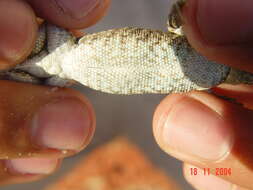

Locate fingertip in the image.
[0,81,95,158]
[190,0,253,45]
[0,0,37,68]
[153,93,185,147]
[182,0,253,72]
[154,91,253,188]
[153,91,234,162]
[28,0,111,29]
[0,158,62,185]
[30,98,94,151]
[5,158,60,175]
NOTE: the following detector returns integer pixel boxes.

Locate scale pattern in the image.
[34,27,230,94]
[2,0,253,94]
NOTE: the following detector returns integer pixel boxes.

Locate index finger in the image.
[182,0,253,73]
[26,0,111,29]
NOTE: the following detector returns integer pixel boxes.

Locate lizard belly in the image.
[46,28,229,94]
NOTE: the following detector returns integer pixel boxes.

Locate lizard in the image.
[0,0,253,95]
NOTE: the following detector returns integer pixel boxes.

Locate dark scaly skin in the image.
[1,0,253,94]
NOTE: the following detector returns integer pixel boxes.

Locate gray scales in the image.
[1,0,253,94]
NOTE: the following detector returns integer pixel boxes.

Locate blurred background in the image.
[4,0,194,189]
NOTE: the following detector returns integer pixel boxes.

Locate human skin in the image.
[153,0,253,189]
[1,0,253,189]
[0,0,110,185]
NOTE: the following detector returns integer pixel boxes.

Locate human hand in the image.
[0,0,110,185]
[153,0,253,189]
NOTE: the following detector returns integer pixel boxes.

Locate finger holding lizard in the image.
[0,0,110,185]
[153,0,253,189]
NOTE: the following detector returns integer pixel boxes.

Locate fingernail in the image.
[31,98,93,151]
[0,0,36,65]
[185,165,233,190]
[196,0,253,45]
[57,0,101,19]
[5,158,58,175]
[160,96,233,161]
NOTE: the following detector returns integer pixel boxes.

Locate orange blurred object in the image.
[45,138,181,190]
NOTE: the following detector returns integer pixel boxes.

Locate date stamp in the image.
[190,167,232,176]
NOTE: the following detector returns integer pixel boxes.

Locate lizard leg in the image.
[167,0,186,36]
[29,23,47,57]
[46,23,76,53]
